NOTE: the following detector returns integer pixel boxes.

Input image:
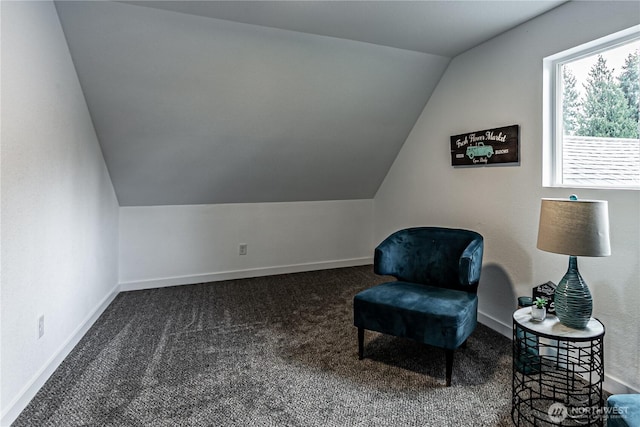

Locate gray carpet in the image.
[14,266,513,426]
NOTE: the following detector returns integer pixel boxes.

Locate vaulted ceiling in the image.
[55,1,564,206]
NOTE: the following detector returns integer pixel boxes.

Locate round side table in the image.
[512,307,605,426]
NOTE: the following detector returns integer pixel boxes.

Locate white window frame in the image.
[542,25,640,190]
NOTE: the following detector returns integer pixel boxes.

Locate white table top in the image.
[513,307,604,339]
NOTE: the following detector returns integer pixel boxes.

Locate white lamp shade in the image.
[537,198,611,257]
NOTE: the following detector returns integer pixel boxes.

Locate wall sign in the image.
[450,124,519,166]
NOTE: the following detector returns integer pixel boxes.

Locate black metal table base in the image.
[512,316,604,426]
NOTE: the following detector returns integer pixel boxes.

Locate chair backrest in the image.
[374,227,483,292]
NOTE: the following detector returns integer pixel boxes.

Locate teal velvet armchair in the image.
[354,227,484,386]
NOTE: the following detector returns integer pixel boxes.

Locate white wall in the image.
[119,200,373,290]
[0,1,120,424]
[374,1,640,393]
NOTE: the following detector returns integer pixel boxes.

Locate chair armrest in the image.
[373,238,400,277]
[458,238,483,286]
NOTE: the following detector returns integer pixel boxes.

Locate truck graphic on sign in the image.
[466,142,494,160]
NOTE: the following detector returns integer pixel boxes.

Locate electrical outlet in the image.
[38,315,45,339]
[239,243,248,256]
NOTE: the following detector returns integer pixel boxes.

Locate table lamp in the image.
[536,195,611,329]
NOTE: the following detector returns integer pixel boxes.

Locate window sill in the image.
[544,183,640,191]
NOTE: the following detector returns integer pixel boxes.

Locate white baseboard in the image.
[604,374,639,395]
[478,310,512,338]
[119,257,374,292]
[0,285,120,427]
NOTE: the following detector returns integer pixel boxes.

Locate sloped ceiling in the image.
[54,1,564,206]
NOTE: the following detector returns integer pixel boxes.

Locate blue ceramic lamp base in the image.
[554,256,592,329]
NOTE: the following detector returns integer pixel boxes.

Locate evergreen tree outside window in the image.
[562,68,581,135]
[544,27,640,189]
[619,51,640,124]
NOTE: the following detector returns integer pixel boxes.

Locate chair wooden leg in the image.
[445,349,454,387]
[358,327,364,360]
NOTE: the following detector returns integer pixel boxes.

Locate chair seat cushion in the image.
[354,281,478,350]
[607,394,640,427]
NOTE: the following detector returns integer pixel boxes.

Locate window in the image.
[543,26,640,189]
